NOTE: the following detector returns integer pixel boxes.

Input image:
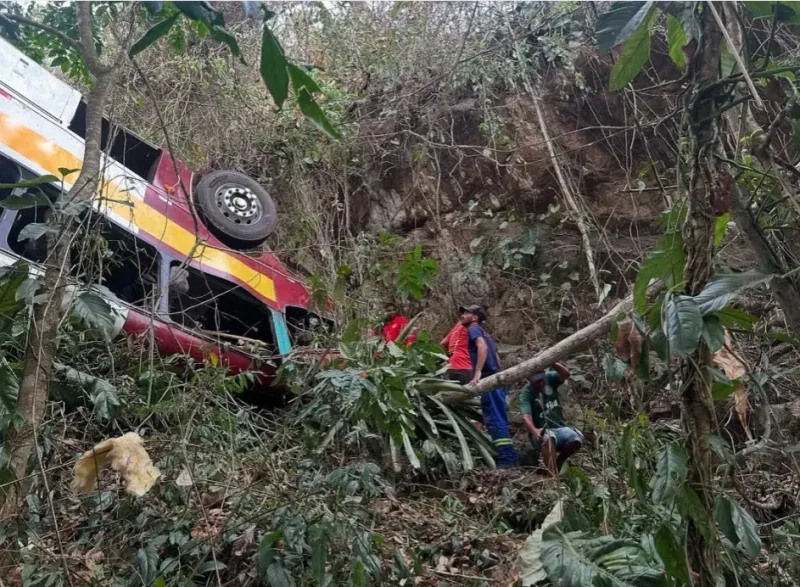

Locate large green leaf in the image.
[16,222,51,243]
[446,406,497,468]
[676,486,714,542]
[716,307,758,331]
[634,232,685,313]
[0,264,28,318]
[694,271,773,315]
[518,499,564,586]
[0,175,59,189]
[664,295,702,357]
[0,191,52,210]
[0,365,19,419]
[71,291,116,334]
[174,1,223,27]
[651,442,687,504]
[260,25,289,109]
[596,1,654,51]
[400,429,420,469]
[288,63,322,95]
[609,7,654,91]
[714,213,730,246]
[730,500,762,558]
[430,396,474,471]
[137,545,159,586]
[701,315,725,352]
[54,363,119,420]
[539,526,666,587]
[620,423,647,499]
[654,524,689,585]
[129,12,180,57]
[209,24,242,60]
[720,41,739,78]
[666,15,687,69]
[297,88,342,140]
[714,496,738,544]
[266,562,295,587]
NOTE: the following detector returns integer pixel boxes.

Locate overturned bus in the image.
[0,35,326,391]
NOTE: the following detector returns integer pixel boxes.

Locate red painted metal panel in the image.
[141,153,311,312]
[122,308,278,390]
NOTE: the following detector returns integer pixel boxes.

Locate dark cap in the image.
[529,371,547,385]
[459,304,487,322]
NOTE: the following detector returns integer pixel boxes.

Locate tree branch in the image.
[435,292,638,404]
[2,12,81,52]
[75,1,105,74]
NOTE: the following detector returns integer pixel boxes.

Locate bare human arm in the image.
[523,414,543,439]
[471,336,488,385]
[439,332,451,350]
[552,361,571,383]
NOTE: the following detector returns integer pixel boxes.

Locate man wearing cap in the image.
[519,362,581,476]
[459,304,520,468]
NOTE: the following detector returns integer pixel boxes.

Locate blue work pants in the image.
[480,386,519,467]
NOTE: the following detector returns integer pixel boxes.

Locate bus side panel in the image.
[122,309,279,391]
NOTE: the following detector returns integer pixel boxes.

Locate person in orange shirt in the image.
[440,320,472,384]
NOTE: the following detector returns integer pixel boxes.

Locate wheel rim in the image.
[214,183,262,225]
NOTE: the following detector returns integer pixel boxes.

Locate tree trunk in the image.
[436,292,637,404]
[0,3,115,519]
[680,9,723,585]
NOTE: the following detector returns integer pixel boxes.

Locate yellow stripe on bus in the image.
[0,112,276,302]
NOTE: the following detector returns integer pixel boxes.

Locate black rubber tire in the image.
[194,170,277,249]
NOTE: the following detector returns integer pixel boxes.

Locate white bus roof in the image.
[0,35,82,126]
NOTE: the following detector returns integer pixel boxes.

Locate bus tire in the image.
[195,170,277,248]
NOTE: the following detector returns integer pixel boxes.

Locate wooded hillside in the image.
[1,2,800,586]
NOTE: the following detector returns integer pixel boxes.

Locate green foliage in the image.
[745,1,800,23]
[701,315,725,352]
[0,2,95,82]
[663,294,703,358]
[654,524,690,584]
[467,229,538,274]
[650,442,687,504]
[70,290,117,335]
[394,246,439,301]
[609,8,654,91]
[290,333,494,473]
[54,362,120,420]
[260,26,289,109]
[634,224,685,314]
[596,1,655,52]
[518,500,564,585]
[539,525,666,587]
[693,271,773,315]
[666,15,687,69]
[715,496,763,559]
[129,12,180,57]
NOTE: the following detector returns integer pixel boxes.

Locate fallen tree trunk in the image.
[436,293,634,404]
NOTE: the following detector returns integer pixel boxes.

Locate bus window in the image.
[285,306,331,346]
[4,205,161,309]
[167,263,277,352]
[7,207,47,263]
[95,220,160,308]
[69,102,161,181]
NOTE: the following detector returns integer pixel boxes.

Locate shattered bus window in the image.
[168,263,277,353]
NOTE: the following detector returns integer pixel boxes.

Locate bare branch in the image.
[2,12,81,52]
